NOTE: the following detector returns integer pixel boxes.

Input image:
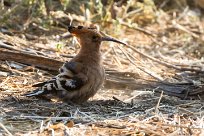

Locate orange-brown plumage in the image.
[25,25,126,104]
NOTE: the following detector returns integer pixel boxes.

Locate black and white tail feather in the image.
[25,62,84,97]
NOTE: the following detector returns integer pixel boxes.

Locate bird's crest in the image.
[68,25,127,45]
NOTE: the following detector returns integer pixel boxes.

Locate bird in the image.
[195,0,204,9]
[25,25,127,104]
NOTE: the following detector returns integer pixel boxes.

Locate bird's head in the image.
[68,25,126,52]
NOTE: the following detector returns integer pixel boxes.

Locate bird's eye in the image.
[92,35,97,40]
[78,26,83,29]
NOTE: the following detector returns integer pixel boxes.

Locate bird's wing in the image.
[32,61,83,88]
[25,61,87,97]
[59,61,83,74]
[25,75,85,97]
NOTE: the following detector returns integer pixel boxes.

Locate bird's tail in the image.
[24,88,49,97]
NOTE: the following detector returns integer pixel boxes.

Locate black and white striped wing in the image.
[25,76,85,97]
[25,61,85,97]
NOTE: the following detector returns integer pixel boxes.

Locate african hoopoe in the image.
[25,25,126,103]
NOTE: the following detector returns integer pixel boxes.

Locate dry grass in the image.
[0,0,204,135]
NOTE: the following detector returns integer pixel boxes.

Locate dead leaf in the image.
[67,120,74,128]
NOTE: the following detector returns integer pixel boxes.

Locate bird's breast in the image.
[70,64,105,103]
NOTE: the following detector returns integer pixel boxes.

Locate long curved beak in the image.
[101,37,127,45]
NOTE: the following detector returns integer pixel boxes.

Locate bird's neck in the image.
[76,45,102,65]
[80,44,100,54]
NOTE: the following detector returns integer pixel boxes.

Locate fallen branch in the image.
[0,49,63,71]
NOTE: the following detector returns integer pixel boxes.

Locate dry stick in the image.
[177,6,189,21]
[0,40,41,56]
[77,109,96,122]
[112,96,127,104]
[0,122,13,136]
[155,91,163,114]
[15,116,75,120]
[0,40,55,57]
[124,48,165,81]
[117,45,164,82]
[172,20,200,39]
[120,21,157,37]
[39,120,44,133]
[111,47,123,69]
[125,44,204,73]
[0,49,63,71]
[159,0,170,8]
[4,61,29,76]
[0,41,20,51]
